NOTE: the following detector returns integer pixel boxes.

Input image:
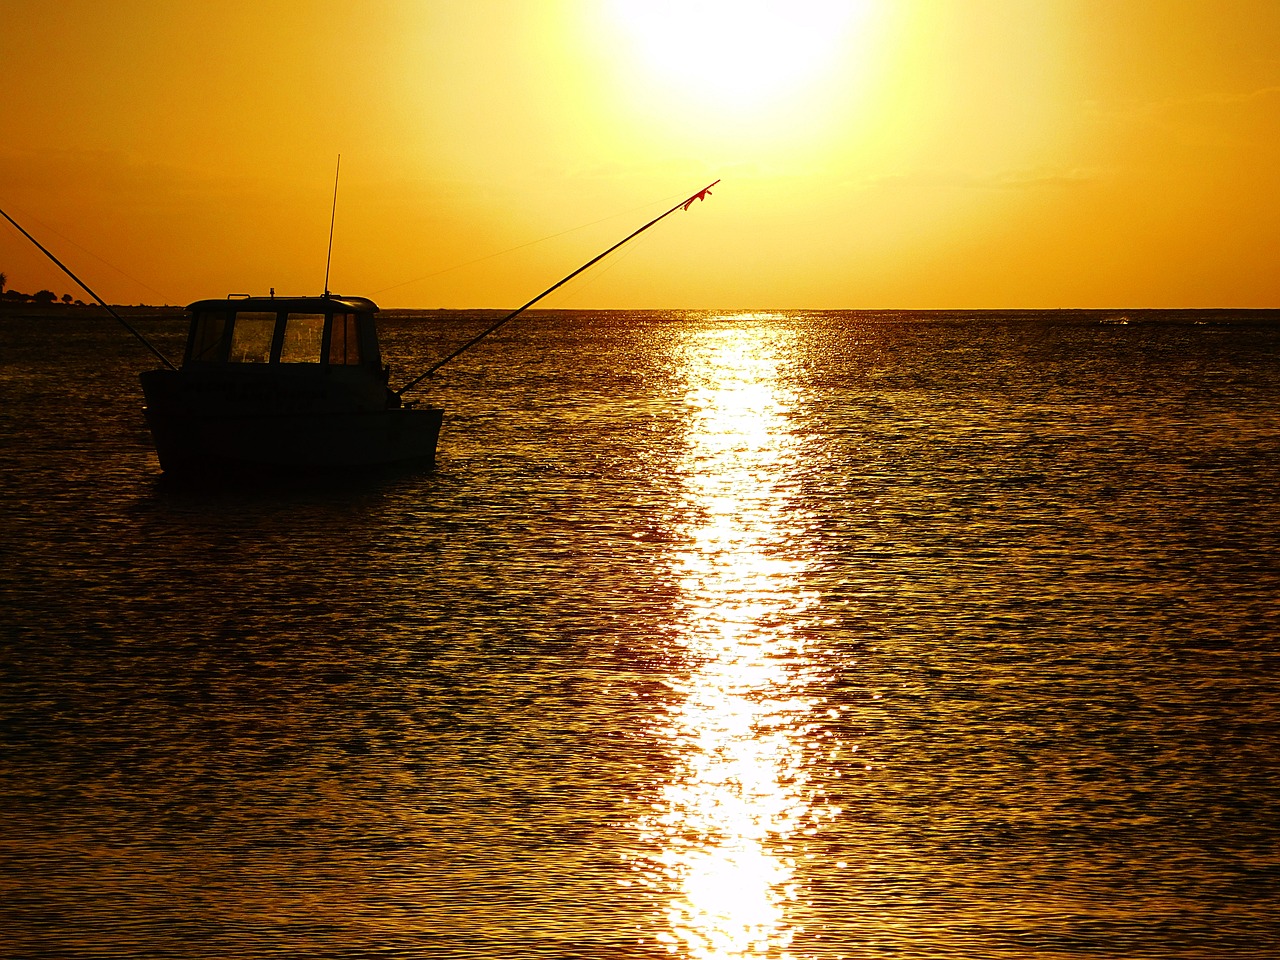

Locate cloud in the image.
[861,167,1097,192]
[1083,84,1280,124]
[1189,85,1280,105]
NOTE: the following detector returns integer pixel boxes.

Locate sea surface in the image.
[2,309,1278,959]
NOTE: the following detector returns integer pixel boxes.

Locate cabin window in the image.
[280,313,325,363]
[190,311,229,362]
[228,312,276,363]
[328,313,361,365]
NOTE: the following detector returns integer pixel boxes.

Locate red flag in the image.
[683,185,713,211]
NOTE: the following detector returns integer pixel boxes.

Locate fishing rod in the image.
[396,179,720,397]
[0,205,178,371]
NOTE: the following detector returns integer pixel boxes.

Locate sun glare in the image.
[629,318,835,958]
[608,0,873,113]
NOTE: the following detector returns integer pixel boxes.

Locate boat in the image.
[137,294,442,475]
[2,178,718,478]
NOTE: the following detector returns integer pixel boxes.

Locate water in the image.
[2,309,1278,959]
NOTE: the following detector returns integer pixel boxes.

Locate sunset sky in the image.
[2,0,1277,309]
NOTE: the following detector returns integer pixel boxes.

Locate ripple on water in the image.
[2,310,1279,958]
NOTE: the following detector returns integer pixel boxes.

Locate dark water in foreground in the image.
[2,309,1278,959]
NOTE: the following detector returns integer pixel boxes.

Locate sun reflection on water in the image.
[634,316,827,958]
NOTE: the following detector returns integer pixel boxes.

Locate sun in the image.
[606,0,873,114]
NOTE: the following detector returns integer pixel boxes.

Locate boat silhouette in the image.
[139,294,442,474]
[2,179,717,477]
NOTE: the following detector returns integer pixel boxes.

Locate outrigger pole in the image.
[396,179,720,396]
[0,205,178,371]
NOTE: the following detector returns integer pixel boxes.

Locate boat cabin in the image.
[185,294,383,369]
[159,294,400,415]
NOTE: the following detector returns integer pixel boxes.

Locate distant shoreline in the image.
[0,301,185,320]
[2,302,1276,321]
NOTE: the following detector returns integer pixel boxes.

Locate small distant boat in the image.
[138,294,443,474]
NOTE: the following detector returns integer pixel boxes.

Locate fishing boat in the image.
[2,177,717,478]
[138,294,443,474]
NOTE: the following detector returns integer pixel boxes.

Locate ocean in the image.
[2,308,1278,959]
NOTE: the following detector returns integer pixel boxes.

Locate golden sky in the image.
[2,0,1277,308]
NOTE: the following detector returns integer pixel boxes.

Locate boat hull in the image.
[142,405,444,475]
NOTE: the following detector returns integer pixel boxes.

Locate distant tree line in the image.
[0,273,84,305]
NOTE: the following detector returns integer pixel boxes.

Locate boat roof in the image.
[186,295,379,313]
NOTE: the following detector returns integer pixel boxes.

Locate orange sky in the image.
[2,0,1277,308]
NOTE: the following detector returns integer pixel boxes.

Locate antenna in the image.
[324,154,340,296]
